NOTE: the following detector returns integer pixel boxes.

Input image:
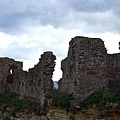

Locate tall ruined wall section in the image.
[0,52,56,105]
[58,36,120,103]
[106,54,120,89]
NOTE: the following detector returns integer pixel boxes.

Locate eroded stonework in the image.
[58,36,120,104]
[0,52,56,105]
[0,57,23,93]
[0,36,120,107]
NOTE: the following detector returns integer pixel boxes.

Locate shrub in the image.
[80,89,120,111]
[0,92,43,115]
[46,92,74,111]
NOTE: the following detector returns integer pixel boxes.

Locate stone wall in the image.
[0,57,23,93]
[0,36,120,107]
[58,36,120,104]
[0,51,56,105]
[106,53,120,90]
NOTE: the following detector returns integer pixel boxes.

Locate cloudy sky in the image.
[0,0,120,81]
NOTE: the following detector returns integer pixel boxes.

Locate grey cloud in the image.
[1,0,119,14]
[1,41,38,60]
[0,0,67,33]
[1,39,67,61]
[64,0,120,13]
[0,0,120,34]
[0,13,40,34]
[0,14,22,32]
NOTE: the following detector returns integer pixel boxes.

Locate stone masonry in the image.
[58,36,120,104]
[0,51,56,105]
[0,36,120,107]
[0,57,23,93]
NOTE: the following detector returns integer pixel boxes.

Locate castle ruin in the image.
[58,36,120,104]
[0,36,120,106]
[0,52,56,105]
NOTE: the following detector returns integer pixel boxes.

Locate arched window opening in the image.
[10,69,13,74]
[9,65,17,74]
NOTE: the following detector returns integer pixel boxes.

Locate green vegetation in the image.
[80,89,120,110]
[0,92,30,109]
[1,89,119,116]
[45,92,74,111]
[0,92,40,115]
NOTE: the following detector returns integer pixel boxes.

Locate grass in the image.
[1,89,119,114]
[80,89,120,110]
[0,92,40,115]
[45,92,74,111]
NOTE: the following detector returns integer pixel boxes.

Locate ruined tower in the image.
[58,36,120,103]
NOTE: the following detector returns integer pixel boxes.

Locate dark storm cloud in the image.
[0,0,120,34]
[64,0,120,13]
[0,13,22,32]
[0,0,67,33]
[0,12,40,33]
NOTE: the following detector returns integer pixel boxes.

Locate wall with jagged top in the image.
[0,52,56,105]
[0,36,120,106]
[58,36,120,105]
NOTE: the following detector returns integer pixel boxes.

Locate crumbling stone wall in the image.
[58,36,120,104]
[0,57,23,93]
[0,52,56,105]
[106,54,120,90]
[0,36,120,107]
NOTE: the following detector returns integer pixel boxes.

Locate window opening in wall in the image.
[10,69,14,74]
[10,70,12,74]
